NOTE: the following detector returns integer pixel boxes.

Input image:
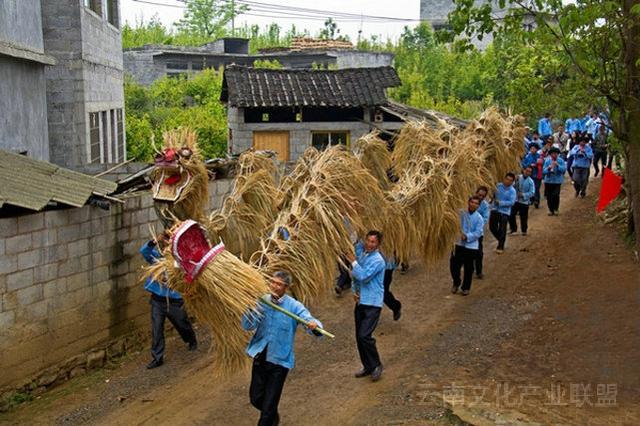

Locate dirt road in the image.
[2,178,639,425]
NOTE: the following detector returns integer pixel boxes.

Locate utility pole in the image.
[231,0,235,35]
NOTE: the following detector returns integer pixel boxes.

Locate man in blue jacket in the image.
[569,138,593,198]
[473,186,490,279]
[521,144,542,207]
[489,173,517,254]
[347,230,386,382]
[509,166,536,236]
[242,271,323,426]
[543,147,567,215]
[450,196,485,296]
[140,233,197,370]
[538,113,553,139]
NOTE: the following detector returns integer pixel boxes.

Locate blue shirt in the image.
[569,145,593,168]
[585,117,600,136]
[491,183,517,215]
[521,152,541,179]
[538,118,553,137]
[351,242,385,308]
[477,199,490,226]
[140,241,183,299]
[565,118,580,133]
[515,175,535,205]
[241,294,322,370]
[455,209,484,250]
[542,156,567,184]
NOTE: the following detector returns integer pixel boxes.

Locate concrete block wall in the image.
[228,108,376,162]
[0,178,233,396]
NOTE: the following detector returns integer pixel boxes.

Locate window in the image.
[88,108,125,164]
[83,0,101,15]
[116,109,125,162]
[105,0,119,27]
[311,132,349,150]
[89,112,101,163]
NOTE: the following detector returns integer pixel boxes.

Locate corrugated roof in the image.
[0,151,118,211]
[221,65,401,108]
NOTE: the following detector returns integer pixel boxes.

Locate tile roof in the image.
[0,151,117,211]
[221,66,401,108]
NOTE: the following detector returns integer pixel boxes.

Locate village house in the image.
[220,65,406,162]
[0,0,125,170]
[124,37,394,86]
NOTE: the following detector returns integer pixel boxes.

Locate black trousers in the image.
[572,167,590,196]
[593,150,607,175]
[450,245,476,291]
[383,269,401,313]
[544,183,562,213]
[335,257,352,290]
[250,349,289,426]
[532,178,542,206]
[489,210,509,250]
[150,295,197,362]
[354,304,382,372]
[509,202,530,233]
[474,236,484,276]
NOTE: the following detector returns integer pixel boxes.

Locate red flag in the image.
[596,167,623,213]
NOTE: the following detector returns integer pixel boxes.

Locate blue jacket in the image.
[538,118,553,137]
[542,157,567,184]
[351,242,385,308]
[565,118,580,133]
[140,241,183,299]
[585,117,600,136]
[569,145,593,169]
[515,175,535,205]
[579,114,589,132]
[242,294,322,370]
[521,152,541,179]
[477,199,490,226]
[455,209,484,250]
[491,183,517,216]
[526,139,543,151]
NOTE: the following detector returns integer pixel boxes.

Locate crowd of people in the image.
[450,110,619,300]
[137,110,619,425]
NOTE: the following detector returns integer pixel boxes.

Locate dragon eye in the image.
[179,147,193,159]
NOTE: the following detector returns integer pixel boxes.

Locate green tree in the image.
[446,0,640,248]
[174,0,246,39]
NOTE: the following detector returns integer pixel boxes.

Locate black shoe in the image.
[146,358,163,369]
[355,368,372,378]
[534,203,540,209]
[461,289,470,296]
[393,308,402,321]
[451,285,459,294]
[371,365,384,382]
[188,341,198,351]
[476,273,484,279]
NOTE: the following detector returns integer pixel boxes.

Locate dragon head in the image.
[151,128,209,228]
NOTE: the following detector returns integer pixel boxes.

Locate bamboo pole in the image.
[259,296,335,339]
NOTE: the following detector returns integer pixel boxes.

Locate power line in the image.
[164,0,420,22]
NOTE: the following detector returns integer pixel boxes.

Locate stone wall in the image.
[228,107,404,162]
[0,0,50,161]
[42,0,125,169]
[0,178,233,397]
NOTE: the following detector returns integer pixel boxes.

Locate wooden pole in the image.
[259,296,335,339]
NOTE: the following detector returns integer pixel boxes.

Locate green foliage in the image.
[252,59,283,69]
[125,69,227,162]
[175,0,246,39]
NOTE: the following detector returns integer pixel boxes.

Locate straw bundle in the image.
[254,146,398,303]
[353,132,392,190]
[148,225,269,376]
[151,128,210,224]
[209,168,281,261]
